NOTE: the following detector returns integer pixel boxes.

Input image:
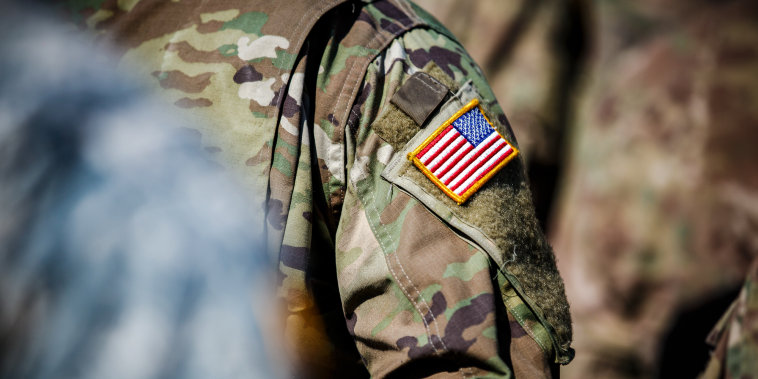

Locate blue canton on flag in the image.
[409,99,519,204]
[452,108,493,146]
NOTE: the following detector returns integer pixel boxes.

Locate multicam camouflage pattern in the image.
[702,258,758,379]
[547,1,758,378]
[62,0,573,376]
[345,26,572,375]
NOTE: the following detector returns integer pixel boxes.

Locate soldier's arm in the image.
[702,258,758,378]
[336,26,573,377]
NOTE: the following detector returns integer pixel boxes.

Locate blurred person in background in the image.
[418,0,758,378]
[0,2,282,378]
[56,0,578,377]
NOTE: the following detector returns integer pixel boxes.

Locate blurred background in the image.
[414,0,758,377]
[0,3,282,377]
[3,0,757,377]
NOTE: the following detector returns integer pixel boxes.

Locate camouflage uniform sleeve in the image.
[337,26,572,377]
[702,258,758,379]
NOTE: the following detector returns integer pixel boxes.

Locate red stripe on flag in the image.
[428,136,467,172]
[457,145,513,194]
[434,143,473,178]
[451,141,505,193]
[417,125,454,159]
[420,129,459,166]
[442,135,499,186]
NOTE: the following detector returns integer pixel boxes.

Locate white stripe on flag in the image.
[426,134,466,172]
[419,127,458,165]
[453,145,512,195]
[432,140,473,177]
[439,133,500,184]
[448,138,506,192]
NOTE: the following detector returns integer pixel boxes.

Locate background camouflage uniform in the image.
[419,0,758,378]
[702,257,758,379]
[59,0,574,377]
[553,1,758,377]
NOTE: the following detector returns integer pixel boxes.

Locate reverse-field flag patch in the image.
[408,99,518,204]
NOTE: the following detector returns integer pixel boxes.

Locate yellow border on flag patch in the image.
[407,98,519,205]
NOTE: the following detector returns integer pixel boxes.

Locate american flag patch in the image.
[408,99,518,204]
